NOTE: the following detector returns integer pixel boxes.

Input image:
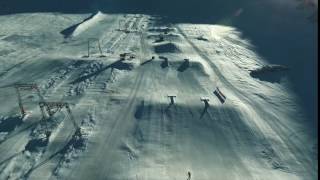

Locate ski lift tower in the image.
[14,83,43,117]
[118,19,125,31]
[85,38,105,58]
[38,101,81,135]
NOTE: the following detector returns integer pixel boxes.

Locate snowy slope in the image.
[0,10,317,180]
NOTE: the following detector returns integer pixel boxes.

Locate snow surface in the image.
[0,10,317,180]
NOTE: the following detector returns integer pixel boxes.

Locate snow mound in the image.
[154,43,181,53]
[61,11,106,38]
[111,60,135,71]
[250,64,289,74]
[148,27,176,33]
[250,64,289,83]
[53,113,96,177]
[148,33,182,43]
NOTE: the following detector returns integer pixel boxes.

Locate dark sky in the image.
[0,0,244,18]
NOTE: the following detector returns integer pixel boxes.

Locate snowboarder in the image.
[187,171,191,180]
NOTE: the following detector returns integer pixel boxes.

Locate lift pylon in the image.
[38,101,80,131]
[14,83,43,117]
[85,38,105,58]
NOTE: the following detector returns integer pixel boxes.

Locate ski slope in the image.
[0,11,317,180]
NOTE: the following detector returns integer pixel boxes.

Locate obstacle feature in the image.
[119,52,135,60]
[155,35,164,43]
[14,83,43,117]
[38,101,80,131]
[216,87,226,99]
[184,59,190,65]
[213,87,226,104]
[84,38,105,58]
[200,97,210,107]
[159,56,169,68]
[196,35,209,41]
[167,95,177,105]
[177,59,190,72]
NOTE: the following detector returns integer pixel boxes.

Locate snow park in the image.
[0,0,317,179]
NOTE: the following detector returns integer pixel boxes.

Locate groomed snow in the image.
[0,11,317,180]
